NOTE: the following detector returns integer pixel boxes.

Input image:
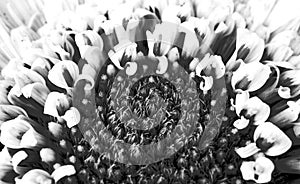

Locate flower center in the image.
[256,137,273,152]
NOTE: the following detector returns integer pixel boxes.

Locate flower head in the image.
[236,122,292,158]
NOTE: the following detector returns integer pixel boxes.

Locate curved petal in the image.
[44,92,71,117]
[199,76,214,92]
[74,74,95,97]
[48,60,79,89]
[156,56,168,75]
[235,142,260,158]
[231,61,272,92]
[80,46,104,74]
[75,30,103,50]
[236,28,265,63]
[62,107,81,128]
[278,69,300,99]
[233,116,250,130]
[234,89,250,115]
[125,61,138,76]
[11,150,39,175]
[51,165,76,183]
[242,97,270,125]
[254,122,292,156]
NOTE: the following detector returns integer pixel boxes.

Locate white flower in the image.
[236,122,292,158]
[240,156,274,183]
[233,90,270,129]
[0,115,53,149]
[231,61,272,92]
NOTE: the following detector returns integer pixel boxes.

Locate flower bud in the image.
[48,122,65,139]
[40,148,62,166]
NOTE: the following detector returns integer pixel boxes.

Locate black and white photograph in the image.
[0,0,299,183]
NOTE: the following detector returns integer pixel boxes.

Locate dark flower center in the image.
[256,137,273,152]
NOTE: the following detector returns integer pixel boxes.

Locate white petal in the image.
[233,117,250,130]
[178,21,199,57]
[44,92,70,117]
[161,5,181,24]
[237,28,265,63]
[108,42,135,70]
[74,74,95,97]
[11,151,28,172]
[231,62,272,92]
[156,56,168,75]
[168,47,180,62]
[199,76,213,92]
[196,54,210,77]
[16,169,52,184]
[20,128,38,148]
[235,142,260,158]
[240,160,255,181]
[151,22,178,55]
[189,58,200,71]
[80,46,104,73]
[62,107,81,128]
[243,97,271,125]
[240,156,274,184]
[75,30,103,50]
[211,55,225,79]
[254,157,275,183]
[234,89,250,115]
[48,60,79,89]
[278,86,292,99]
[125,62,138,76]
[51,165,76,183]
[253,122,292,156]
